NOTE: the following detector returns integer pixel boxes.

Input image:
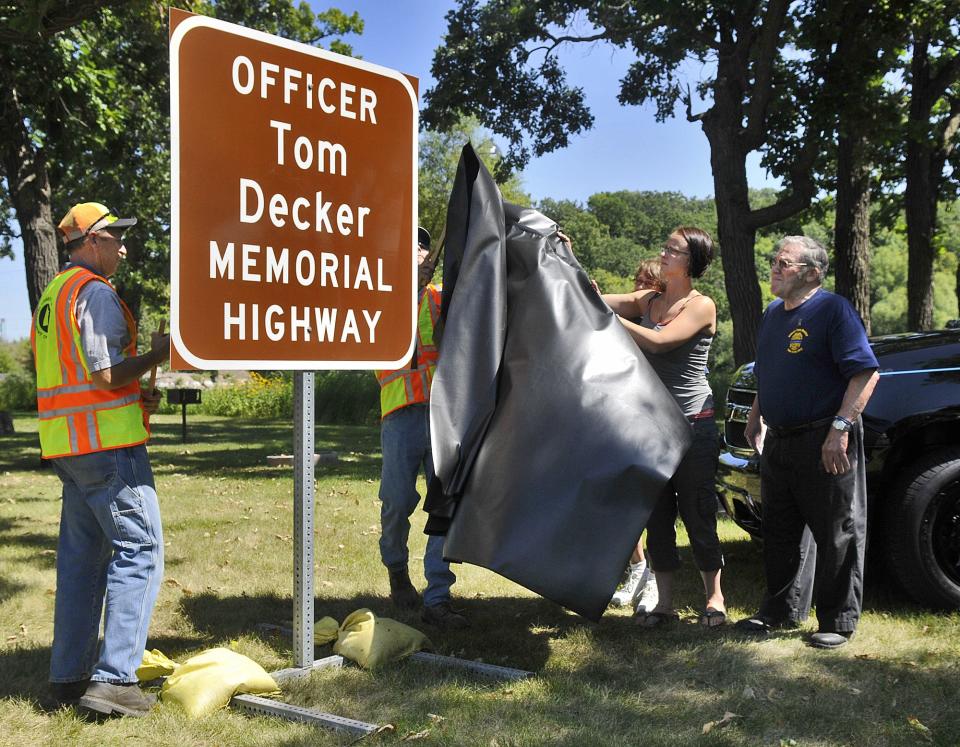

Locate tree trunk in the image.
[905,34,937,332]
[703,118,762,366]
[703,76,763,366]
[0,81,60,314]
[834,130,872,333]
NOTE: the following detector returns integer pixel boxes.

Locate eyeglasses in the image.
[769,257,812,272]
[662,245,689,257]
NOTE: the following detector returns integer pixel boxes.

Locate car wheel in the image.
[885,446,960,609]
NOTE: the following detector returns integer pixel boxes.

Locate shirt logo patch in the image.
[787,327,808,354]
[36,302,51,336]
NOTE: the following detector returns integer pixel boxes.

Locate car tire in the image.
[885,446,960,609]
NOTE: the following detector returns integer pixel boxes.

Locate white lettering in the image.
[319,252,339,287]
[340,308,360,342]
[315,192,333,233]
[295,250,315,285]
[314,307,337,341]
[260,61,279,98]
[294,135,312,170]
[360,88,377,124]
[318,77,336,113]
[292,198,310,230]
[269,193,288,227]
[283,67,301,104]
[362,309,381,343]
[251,303,259,341]
[270,120,291,165]
[340,82,356,119]
[209,240,234,279]
[265,305,284,341]
[241,243,261,281]
[337,204,353,235]
[231,56,254,95]
[239,178,264,223]
[377,258,392,291]
[266,246,289,283]
[224,302,245,340]
[357,206,370,237]
[291,305,310,342]
[317,140,347,176]
[353,256,372,289]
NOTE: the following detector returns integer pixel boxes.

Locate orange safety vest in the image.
[375,284,441,418]
[31,266,148,459]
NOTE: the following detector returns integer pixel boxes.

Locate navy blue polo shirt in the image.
[755,290,878,427]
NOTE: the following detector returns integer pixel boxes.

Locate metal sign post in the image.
[292,371,315,667]
[169,7,419,733]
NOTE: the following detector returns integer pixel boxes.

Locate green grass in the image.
[1,413,959,746]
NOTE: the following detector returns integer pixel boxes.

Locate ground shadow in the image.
[179,591,584,674]
[0,633,210,712]
[147,420,381,483]
[0,516,57,571]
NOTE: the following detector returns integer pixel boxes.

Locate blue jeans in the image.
[49,445,164,684]
[379,404,455,607]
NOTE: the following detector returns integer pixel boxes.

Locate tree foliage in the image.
[424,0,868,364]
[0,1,363,321]
[419,116,528,246]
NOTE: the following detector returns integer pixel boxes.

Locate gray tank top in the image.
[637,296,714,417]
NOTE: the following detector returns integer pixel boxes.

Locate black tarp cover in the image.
[426,145,693,621]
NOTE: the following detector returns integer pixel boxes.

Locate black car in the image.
[717,328,960,609]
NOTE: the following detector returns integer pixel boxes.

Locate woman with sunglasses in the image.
[601,227,726,628]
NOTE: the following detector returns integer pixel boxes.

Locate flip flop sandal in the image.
[636,610,679,628]
[699,608,727,628]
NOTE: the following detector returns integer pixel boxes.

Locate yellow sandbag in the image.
[314,615,340,645]
[333,608,431,669]
[137,648,179,681]
[161,647,280,718]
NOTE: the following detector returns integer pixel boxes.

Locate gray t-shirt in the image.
[71,266,130,374]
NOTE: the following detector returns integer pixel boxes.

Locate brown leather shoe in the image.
[78,681,157,717]
[421,602,470,630]
[388,567,420,610]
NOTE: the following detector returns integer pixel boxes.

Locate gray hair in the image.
[775,235,829,281]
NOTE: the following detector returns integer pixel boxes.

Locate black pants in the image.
[760,419,867,633]
[646,418,724,573]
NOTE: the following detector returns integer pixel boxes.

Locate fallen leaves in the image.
[907,716,933,742]
[164,578,194,595]
[401,729,431,741]
[702,711,740,734]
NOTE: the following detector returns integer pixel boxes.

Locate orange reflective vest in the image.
[31,266,148,459]
[375,284,441,419]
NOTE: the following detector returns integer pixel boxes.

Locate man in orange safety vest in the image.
[34,202,169,717]
[374,227,467,630]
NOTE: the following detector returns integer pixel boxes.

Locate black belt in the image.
[766,416,834,437]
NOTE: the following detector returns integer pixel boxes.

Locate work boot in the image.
[388,566,420,610]
[421,601,470,630]
[50,678,91,707]
[78,681,157,718]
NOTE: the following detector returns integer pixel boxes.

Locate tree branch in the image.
[683,83,706,122]
[0,0,118,44]
[929,49,960,102]
[939,93,960,160]
[740,0,791,151]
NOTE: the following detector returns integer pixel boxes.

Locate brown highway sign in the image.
[170,13,417,370]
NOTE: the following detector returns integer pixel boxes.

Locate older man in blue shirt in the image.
[740,236,879,649]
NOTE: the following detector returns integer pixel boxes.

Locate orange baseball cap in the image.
[57,202,137,243]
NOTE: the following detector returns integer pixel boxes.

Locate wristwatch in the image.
[832,416,853,432]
